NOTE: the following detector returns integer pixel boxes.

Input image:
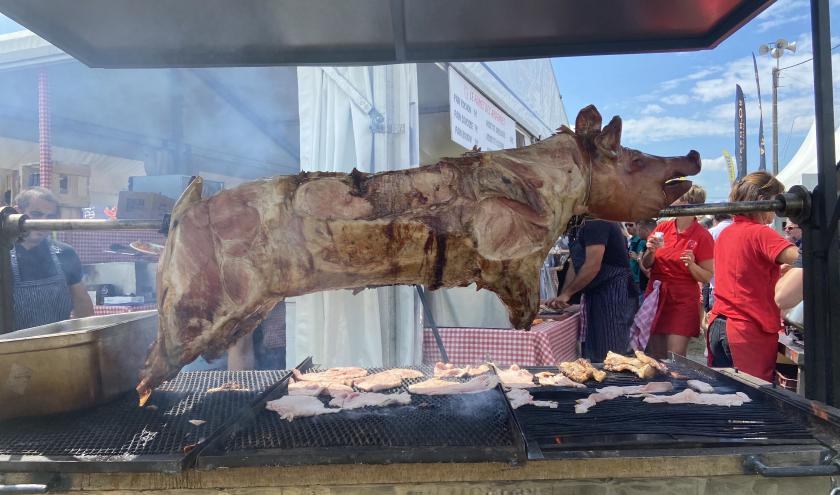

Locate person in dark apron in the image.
[546,220,633,362]
[7,187,93,332]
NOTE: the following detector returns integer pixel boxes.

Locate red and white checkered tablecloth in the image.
[56,231,166,264]
[422,314,580,366]
[93,303,157,316]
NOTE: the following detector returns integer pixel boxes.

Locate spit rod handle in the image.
[745,455,840,477]
[0,485,49,494]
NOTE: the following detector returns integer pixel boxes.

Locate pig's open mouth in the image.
[663,178,693,205]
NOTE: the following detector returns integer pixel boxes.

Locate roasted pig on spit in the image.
[138,105,702,403]
[558,359,607,383]
[603,351,668,379]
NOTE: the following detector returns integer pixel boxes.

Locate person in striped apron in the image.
[6,187,94,333]
[545,220,634,362]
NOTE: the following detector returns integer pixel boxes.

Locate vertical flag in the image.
[753,53,767,170]
[735,85,747,181]
[722,149,736,187]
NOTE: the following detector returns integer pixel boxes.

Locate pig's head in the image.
[573,105,701,221]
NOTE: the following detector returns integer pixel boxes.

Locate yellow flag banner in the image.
[722,149,736,187]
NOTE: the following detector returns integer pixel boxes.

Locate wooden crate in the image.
[20,163,91,208]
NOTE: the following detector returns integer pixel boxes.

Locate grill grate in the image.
[514,363,816,454]
[227,366,515,450]
[0,371,285,461]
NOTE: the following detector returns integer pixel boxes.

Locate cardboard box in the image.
[117,191,175,220]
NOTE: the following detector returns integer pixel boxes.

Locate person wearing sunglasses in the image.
[783,223,802,247]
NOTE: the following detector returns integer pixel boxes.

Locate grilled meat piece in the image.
[558,358,606,383]
[535,371,586,388]
[433,362,491,378]
[494,364,536,388]
[266,395,340,421]
[329,392,412,409]
[138,105,702,403]
[207,382,249,393]
[352,369,423,392]
[575,382,674,413]
[603,351,667,379]
[506,388,558,409]
[643,389,751,406]
[687,380,715,393]
[292,367,368,385]
[288,379,354,397]
[408,375,501,395]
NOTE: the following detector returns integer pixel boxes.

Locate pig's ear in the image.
[594,116,622,158]
[575,105,602,137]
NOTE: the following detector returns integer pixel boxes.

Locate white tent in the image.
[776,122,840,190]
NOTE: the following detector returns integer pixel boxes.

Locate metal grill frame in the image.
[194,359,527,470]
[0,370,292,474]
[515,354,840,462]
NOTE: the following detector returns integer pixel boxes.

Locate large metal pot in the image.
[0,311,157,420]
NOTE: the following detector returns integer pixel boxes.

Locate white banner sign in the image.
[449,67,516,152]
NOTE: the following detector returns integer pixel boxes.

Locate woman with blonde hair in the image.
[640,185,714,359]
[708,171,798,381]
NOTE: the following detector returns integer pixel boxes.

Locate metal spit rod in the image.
[0,189,812,235]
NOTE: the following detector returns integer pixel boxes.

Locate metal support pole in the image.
[415,285,449,364]
[772,63,779,177]
[38,67,51,190]
[803,0,840,406]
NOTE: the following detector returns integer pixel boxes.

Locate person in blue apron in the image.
[546,220,635,362]
[7,187,94,332]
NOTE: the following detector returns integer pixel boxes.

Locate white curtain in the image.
[292,65,421,368]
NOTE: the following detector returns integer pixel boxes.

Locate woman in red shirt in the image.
[709,171,798,382]
[642,185,714,359]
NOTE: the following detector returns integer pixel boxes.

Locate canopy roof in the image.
[776,122,840,191]
[0,0,776,68]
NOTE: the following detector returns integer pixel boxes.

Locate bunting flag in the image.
[722,149,736,187]
[753,53,766,171]
[735,85,747,181]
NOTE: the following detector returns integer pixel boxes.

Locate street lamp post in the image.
[759,39,797,177]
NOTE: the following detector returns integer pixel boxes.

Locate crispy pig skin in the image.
[137,106,702,403]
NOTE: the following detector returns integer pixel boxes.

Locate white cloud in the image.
[622,116,730,144]
[641,104,665,115]
[701,156,728,171]
[661,94,690,105]
[755,0,810,32]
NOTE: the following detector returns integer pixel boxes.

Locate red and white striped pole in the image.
[38,67,51,189]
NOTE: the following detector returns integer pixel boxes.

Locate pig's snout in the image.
[669,150,701,178]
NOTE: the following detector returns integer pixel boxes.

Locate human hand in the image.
[629,251,639,261]
[545,293,571,310]
[647,236,662,252]
[680,249,695,267]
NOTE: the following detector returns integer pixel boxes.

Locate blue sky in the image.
[553,0,840,201]
[0,2,837,202]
